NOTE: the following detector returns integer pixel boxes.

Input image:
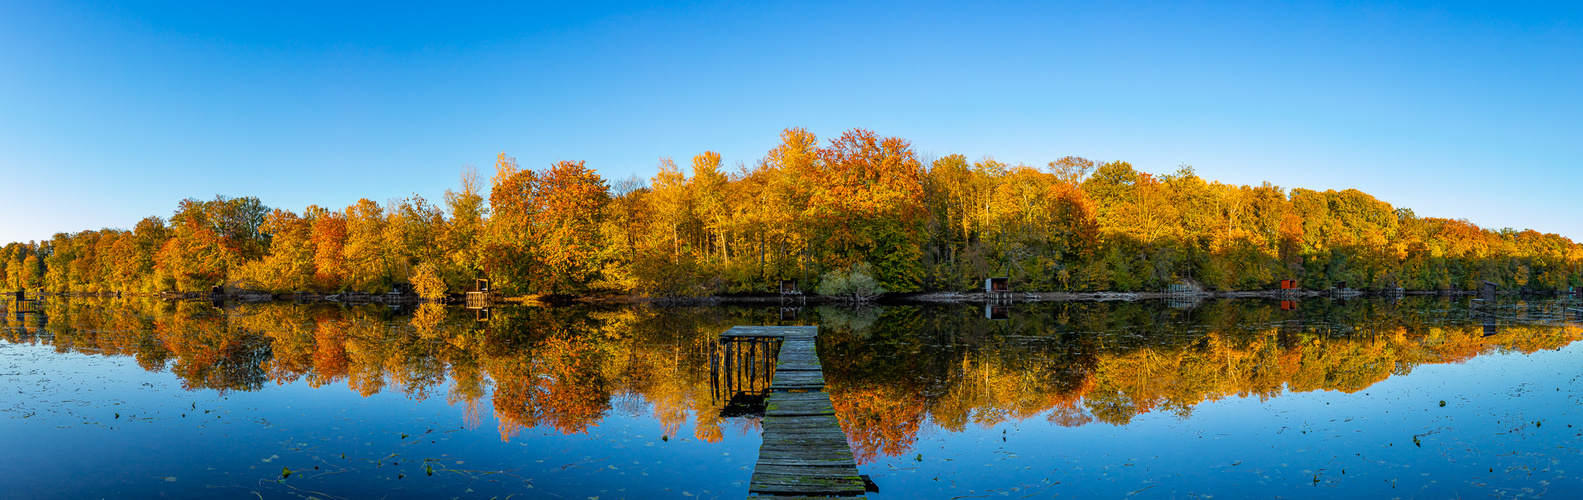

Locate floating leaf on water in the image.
[426,464,434,476]
[1439,400,1446,407]
[661,435,668,442]
[401,434,409,439]
[281,467,292,479]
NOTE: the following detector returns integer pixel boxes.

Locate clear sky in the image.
[2,1,1579,244]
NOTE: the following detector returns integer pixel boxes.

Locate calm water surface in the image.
[2,296,1580,499]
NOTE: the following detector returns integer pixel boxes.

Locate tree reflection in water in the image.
[2,296,1577,465]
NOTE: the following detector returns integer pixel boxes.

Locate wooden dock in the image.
[724,326,868,499]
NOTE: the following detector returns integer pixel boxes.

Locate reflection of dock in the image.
[723,326,868,499]
[712,333,782,418]
[3,292,43,315]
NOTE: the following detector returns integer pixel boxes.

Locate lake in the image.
[2,296,1581,498]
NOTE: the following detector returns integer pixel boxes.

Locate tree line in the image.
[5,127,1581,296]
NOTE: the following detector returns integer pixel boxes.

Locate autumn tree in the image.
[441,165,487,291]
[534,160,611,294]
[800,128,926,292]
[155,197,256,291]
[485,154,611,295]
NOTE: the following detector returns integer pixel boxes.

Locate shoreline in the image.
[14,287,1564,308]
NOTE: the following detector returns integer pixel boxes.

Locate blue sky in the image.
[2,1,1580,244]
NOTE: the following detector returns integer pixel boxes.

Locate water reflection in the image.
[3,296,1578,468]
[817,298,1582,463]
[711,335,781,418]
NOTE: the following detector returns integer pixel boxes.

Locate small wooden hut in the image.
[984,277,1010,293]
[466,279,492,309]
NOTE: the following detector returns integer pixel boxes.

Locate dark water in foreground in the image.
[2,296,1581,499]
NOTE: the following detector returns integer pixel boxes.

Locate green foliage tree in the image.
[815,262,887,302]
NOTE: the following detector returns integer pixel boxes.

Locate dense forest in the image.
[4,128,1581,297]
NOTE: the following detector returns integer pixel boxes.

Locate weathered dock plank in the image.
[775,363,822,371]
[770,371,825,382]
[747,480,866,495]
[765,392,833,406]
[757,443,856,454]
[764,402,834,414]
[764,410,839,419]
[762,423,846,433]
[761,428,849,438]
[764,403,834,413]
[762,422,845,432]
[751,464,860,476]
[750,471,863,482]
[755,457,858,467]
